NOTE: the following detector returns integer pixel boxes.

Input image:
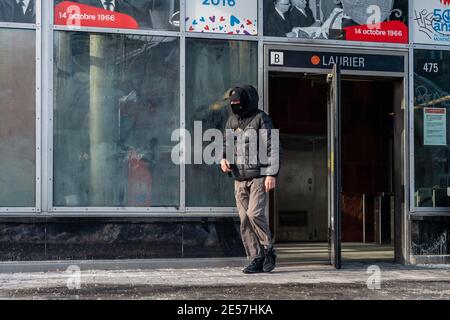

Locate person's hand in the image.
[265,176,276,193]
[221,159,232,173]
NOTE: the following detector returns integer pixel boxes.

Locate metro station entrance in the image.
[265,46,407,268]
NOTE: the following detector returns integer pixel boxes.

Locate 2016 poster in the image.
[186,0,258,35]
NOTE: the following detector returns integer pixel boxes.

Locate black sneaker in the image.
[242,256,264,274]
[263,248,277,272]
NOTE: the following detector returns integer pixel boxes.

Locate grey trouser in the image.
[234,177,272,258]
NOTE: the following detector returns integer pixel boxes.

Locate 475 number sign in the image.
[417,59,443,77]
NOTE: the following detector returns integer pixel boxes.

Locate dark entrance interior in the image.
[269,71,402,263]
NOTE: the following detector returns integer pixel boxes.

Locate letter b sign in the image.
[271,51,284,66]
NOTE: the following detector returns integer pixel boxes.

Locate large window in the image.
[414,49,450,208]
[185,38,258,207]
[53,32,180,207]
[0,29,36,207]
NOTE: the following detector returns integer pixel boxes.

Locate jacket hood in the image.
[229,84,259,118]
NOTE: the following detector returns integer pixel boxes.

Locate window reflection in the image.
[185,39,258,207]
[0,29,36,206]
[54,32,179,207]
[414,49,450,207]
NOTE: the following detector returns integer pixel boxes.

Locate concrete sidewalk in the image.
[0,262,449,299]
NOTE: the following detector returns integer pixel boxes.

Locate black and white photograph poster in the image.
[264,0,408,43]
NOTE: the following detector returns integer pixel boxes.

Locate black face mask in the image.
[231,103,244,115]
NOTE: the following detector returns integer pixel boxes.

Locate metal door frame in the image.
[264,44,410,265]
[327,64,342,268]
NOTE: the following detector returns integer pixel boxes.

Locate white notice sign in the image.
[424,107,447,146]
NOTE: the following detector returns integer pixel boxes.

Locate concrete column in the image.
[89,34,119,206]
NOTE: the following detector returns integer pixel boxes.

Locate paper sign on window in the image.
[424,107,447,146]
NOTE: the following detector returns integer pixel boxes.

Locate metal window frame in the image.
[45,0,55,216]
[409,44,450,215]
[408,0,415,216]
[0,1,41,215]
[182,34,258,213]
[53,25,181,37]
[261,35,410,50]
[43,0,259,218]
[180,0,186,212]
[181,0,260,213]
[48,31,184,215]
[0,22,37,29]
[48,4,184,215]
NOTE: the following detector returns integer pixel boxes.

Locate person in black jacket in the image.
[0,0,35,23]
[290,0,315,28]
[221,85,280,274]
[264,0,292,37]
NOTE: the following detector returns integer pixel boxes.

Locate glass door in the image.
[327,64,342,269]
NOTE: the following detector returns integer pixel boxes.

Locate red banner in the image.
[54,1,139,29]
[425,108,446,114]
[344,21,408,44]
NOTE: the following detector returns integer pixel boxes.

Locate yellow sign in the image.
[329,151,334,173]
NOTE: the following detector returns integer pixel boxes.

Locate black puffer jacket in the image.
[223,85,280,181]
